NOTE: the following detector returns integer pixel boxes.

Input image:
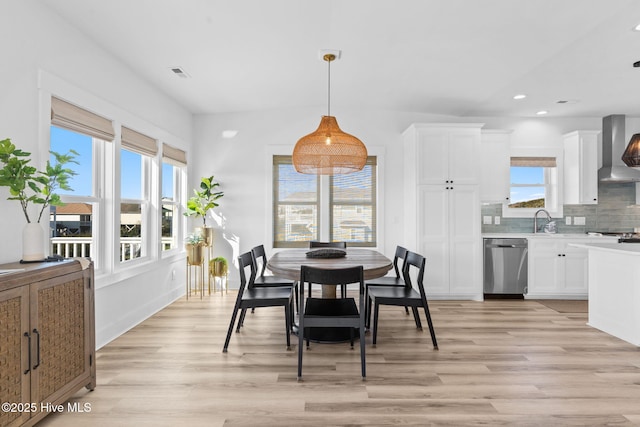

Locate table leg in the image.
[321,284,337,299]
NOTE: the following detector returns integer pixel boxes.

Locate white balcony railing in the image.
[51,237,176,259]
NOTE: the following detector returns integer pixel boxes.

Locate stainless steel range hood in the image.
[598,115,640,182]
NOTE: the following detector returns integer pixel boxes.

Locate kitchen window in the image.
[503,156,562,218]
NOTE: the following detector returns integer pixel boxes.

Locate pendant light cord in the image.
[327,58,331,117]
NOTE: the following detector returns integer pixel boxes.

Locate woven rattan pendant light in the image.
[292,52,367,175]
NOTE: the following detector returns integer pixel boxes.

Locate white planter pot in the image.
[23,222,45,261]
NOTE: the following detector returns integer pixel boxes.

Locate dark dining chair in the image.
[365,245,409,326]
[297,265,366,381]
[223,251,293,352]
[251,244,299,312]
[366,251,438,349]
[308,241,348,298]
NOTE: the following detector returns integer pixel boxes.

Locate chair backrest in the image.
[309,241,347,249]
[391,246,409,279]
[300,265,364,299]
[250,244,268,277]
[237,251,257,293]
[402,251,427,296]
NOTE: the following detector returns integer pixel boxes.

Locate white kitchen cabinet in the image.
[480,130,511,203]
[404,123,483,300]
[563,130,599,205]
[527,236,617,299]
[404,123,483,185]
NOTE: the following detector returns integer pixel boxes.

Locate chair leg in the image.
[423,301,438,350]
[366,293,373,329]
[372,301,380,346]
[359,323,366,379]
[284,303,291,350]
[237,308,248,332]
[223,302,242,352]
[294,283,299,313]
[297,309,304,380]
[404,306,410,315]
[411,306,422,329]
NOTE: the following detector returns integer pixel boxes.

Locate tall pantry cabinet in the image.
[403,123,483,300]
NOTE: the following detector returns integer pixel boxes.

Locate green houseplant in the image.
[209,256,228,276]
[184,175,223,246]
[0,138,78,261]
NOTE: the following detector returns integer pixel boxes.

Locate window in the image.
[161,143,187,252]
[503,156,562,218]
[120,126,156,263]
[49,96,114,270]
[47,94,187,275]
[273,156,319,247]
[273,155,377,248]
[330,158,376,246]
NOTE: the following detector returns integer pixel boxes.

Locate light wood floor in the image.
[39,294,640,426]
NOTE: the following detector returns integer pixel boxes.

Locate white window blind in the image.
[121,126,157,156]
[162,143,187,166]
[330,157,377,246]
[51,97,115,141]
[273,155,319,248]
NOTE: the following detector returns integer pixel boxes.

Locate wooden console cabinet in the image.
[0,260,95,427]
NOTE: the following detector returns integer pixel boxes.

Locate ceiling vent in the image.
[170,67,190,78]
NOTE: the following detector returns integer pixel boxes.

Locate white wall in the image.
[0,0,193,348]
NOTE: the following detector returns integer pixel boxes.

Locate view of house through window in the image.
[162,162,178,251]
[120,148,146,262]
[273,155,377,248]
[48,96,186,271]
[49,125,97,262]
[273,156,319,247]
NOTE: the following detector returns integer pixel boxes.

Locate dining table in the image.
[267,248,393,342]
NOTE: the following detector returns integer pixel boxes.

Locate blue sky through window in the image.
[510,166,544,203]
[51,126,145,199]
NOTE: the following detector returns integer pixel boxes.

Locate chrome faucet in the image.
[533,209,552,233]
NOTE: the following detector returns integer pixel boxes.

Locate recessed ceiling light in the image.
[536,110,548,115]
[513,94,527,100]
[634,23,640,31]
[222,130,238,139]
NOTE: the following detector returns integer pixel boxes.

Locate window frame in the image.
[502,150,563,219]
[270,148,382,250]
[40,73,188,286]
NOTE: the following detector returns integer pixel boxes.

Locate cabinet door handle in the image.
[32,328,41,370]
[24,332,31,374]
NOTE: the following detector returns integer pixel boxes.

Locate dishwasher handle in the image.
[486,244,525,248]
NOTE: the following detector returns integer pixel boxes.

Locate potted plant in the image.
[209,256,228,277]
[184,175,223,246]
[0,138,78,261]
[185,233,206,265]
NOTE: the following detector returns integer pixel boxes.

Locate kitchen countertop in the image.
[482,233,619,239]
[569,242,640,255]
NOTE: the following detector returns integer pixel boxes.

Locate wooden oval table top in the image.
[267,248,393,281]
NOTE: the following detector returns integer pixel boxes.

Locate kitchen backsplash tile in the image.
[482,181,640,234]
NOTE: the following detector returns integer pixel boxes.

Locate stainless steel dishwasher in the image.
[483,238,528,297]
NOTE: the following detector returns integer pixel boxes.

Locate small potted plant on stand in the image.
[185,233,206,265]
[184,175,223,246]
[209,256,228,293]
[0,138,78,262]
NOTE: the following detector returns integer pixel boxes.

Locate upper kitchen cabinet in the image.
[403,123,483,185]
[563,130,599,205]
[480,129,512,203]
